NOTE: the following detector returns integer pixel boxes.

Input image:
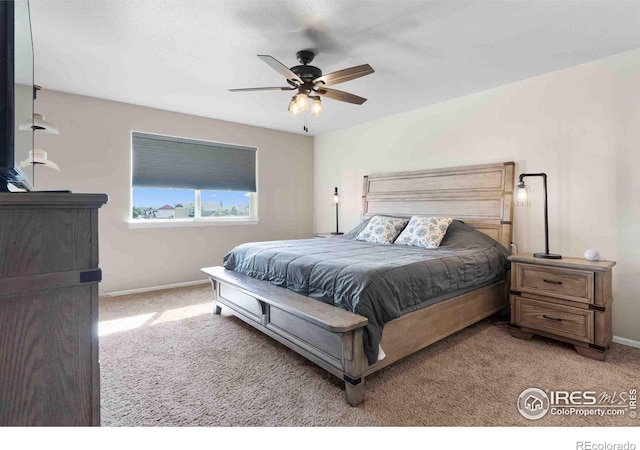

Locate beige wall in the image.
[29,50,639,342]
[34,91,314,294]
[314,49,640,342]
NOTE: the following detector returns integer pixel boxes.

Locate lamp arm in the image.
[518,173,547,184]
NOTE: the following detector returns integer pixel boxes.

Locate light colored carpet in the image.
[99,285,639,427]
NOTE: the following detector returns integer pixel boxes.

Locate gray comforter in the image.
[223,220,510,364]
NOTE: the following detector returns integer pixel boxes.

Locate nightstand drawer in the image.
[515,263,594,303]
[513,296,594,343]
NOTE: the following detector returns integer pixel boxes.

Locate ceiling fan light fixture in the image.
[288,96,301,117]
[311,96,322,117]
[296,92,309,111]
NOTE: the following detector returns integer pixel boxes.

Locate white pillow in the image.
[355,215,409,244]
[394,216,454,248]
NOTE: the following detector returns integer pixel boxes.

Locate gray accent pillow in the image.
[355,215,409,244]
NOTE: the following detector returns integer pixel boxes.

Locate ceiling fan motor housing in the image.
[290,64,322,81]
[290,50,323,82]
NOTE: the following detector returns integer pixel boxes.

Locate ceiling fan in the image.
[229,50,374,119]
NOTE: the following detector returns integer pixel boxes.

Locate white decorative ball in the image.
[584,249,600,261]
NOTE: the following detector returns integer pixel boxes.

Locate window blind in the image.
[132,132,257,192]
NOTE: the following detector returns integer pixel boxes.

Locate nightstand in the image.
[314,232,344,238]
[508,254,616,361]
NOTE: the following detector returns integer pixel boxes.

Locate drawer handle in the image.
[543,279,563,285]
[542,315,562,321]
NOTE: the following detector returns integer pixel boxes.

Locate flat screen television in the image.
[0,0,34,192]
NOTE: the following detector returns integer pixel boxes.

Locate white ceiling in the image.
[29,0,640,136]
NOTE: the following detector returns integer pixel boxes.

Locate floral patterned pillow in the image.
[394,216,454,248]
[355,215,409,244]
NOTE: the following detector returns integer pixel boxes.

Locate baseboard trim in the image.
[97,286,640,349]
[612,336,640,349]
[101,279,209,298]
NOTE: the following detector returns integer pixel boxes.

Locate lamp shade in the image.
[311,97,322,117]
[288,96,300,117]
[19,113,60,134]
[513,182,531,206]
[19,148,60,171]
[296,92,309,111]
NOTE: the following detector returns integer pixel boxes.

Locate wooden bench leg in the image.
[209,278,222,315]
[342,327,366,406]
[345,376,364,406]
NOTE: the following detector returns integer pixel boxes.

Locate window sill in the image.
[128,218,259,229]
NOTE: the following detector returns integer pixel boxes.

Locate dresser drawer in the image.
[513,296,594,343]
[514,263,594,304]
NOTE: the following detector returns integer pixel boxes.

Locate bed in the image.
[201,161,515,405]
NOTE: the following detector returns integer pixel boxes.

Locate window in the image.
[130,132,257,226]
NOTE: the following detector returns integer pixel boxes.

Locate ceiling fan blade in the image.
[315,87,367,105]
[313,64,374,87]
[257,55,303,84]
[229,87,295,92]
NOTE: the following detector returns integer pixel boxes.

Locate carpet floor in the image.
[99,284,639,427]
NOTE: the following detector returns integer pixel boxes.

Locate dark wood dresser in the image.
[0,192,108,426]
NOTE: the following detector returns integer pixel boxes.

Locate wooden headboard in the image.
[361,162,515,248]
